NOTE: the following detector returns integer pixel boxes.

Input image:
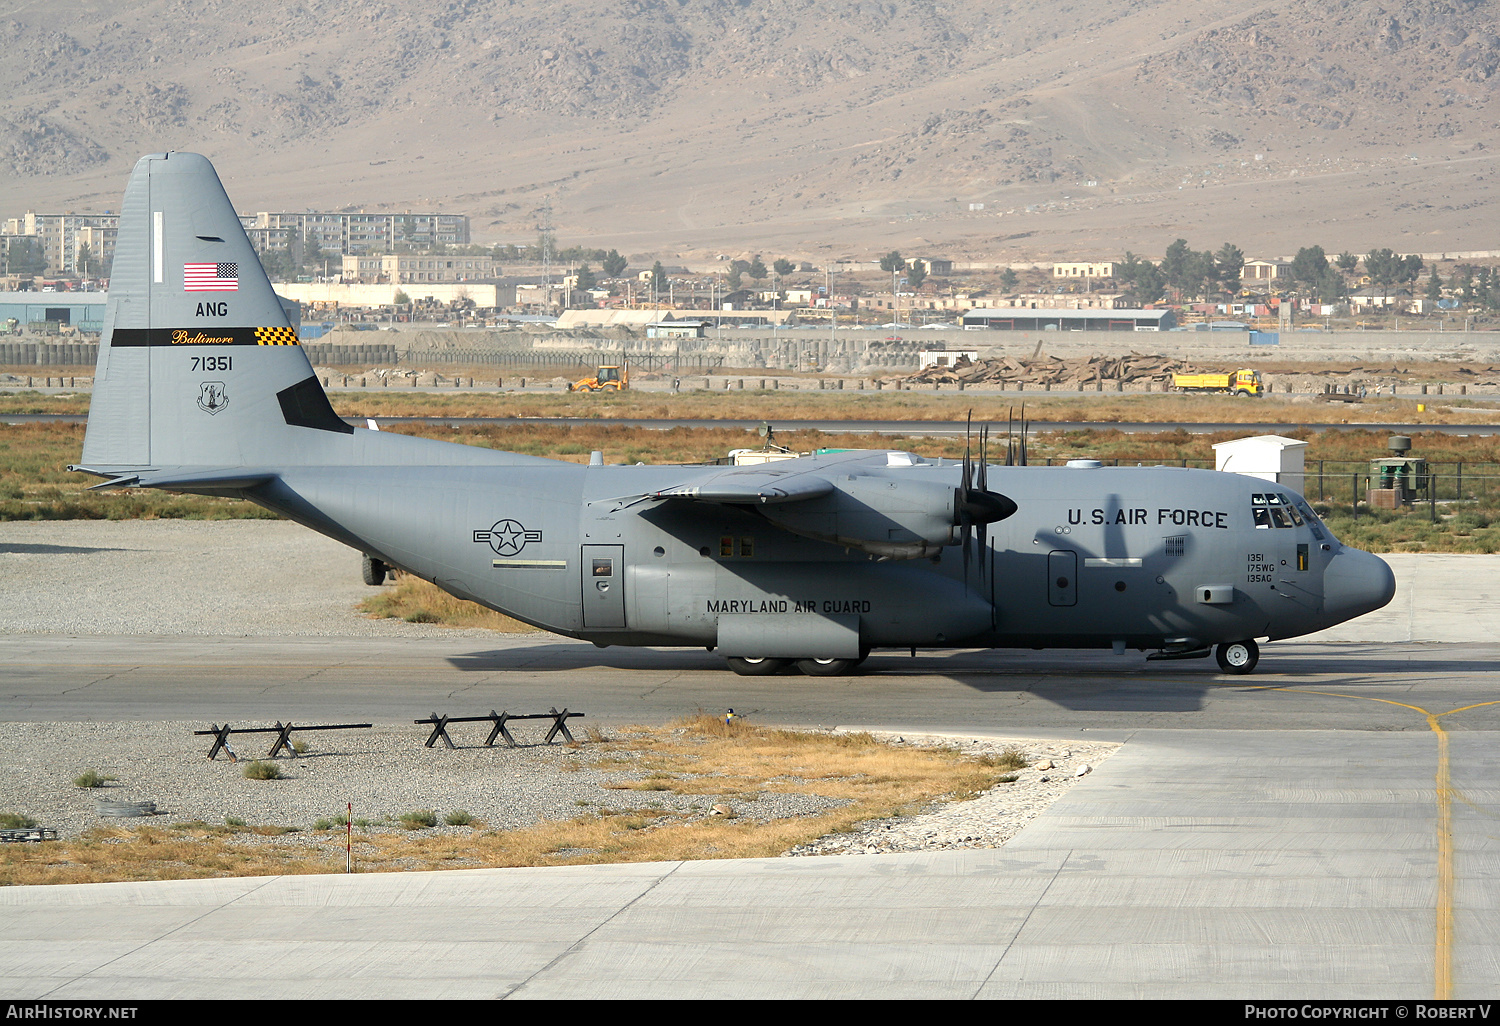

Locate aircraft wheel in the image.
[361,553,388,586]
[726,657,789,676]
[1215,639,1259,674]
[796,657,858,676]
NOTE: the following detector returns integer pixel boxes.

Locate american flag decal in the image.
[184,262,239,292]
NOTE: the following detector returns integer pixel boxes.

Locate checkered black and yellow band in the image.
[254,327,300,345]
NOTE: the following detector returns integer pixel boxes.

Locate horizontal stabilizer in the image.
[71,464,275,493]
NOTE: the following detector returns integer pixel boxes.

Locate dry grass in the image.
[0,716,1019,885]
[359,574,536,631]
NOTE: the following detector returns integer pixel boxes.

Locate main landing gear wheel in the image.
[726,657,790,676]
[795,657,859,676]
[1215,639,1260,675]
[361,553,388,586]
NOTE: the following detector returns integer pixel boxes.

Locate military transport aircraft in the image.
[71,153,1395,676]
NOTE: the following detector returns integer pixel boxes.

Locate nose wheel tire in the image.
[726,657,790,676]
[1215,639,1260,674]
[795,657,859,676]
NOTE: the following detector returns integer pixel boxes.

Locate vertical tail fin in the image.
[80,152,347,475]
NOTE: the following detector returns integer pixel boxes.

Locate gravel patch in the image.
[0,720,1116,859]
[0,721,849,841]
[785,731,1120,856]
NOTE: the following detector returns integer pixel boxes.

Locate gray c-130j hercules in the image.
[72,153,1396,676]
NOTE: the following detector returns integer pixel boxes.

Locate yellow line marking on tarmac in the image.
[1223,683,1500,1000]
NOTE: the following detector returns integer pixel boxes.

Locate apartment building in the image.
[1052,261,1118,279]
[2,212,119,275]
[246,211,471,256]
[341,253,497,284]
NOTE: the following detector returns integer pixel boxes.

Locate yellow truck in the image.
[1171,369,1262,397]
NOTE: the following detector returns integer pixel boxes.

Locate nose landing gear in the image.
[1215,639,1260,675]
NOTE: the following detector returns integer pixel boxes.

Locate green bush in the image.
[399,809,438,830]
[242,761,284,780]
[72,769,117,788]
[0,812,37,829]
[444,810,473,826]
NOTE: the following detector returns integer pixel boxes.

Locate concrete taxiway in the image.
[2,523,1498,998]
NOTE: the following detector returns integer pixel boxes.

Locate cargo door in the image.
[581,544,626,628]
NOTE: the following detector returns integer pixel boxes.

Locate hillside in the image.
[2,0,1498,265]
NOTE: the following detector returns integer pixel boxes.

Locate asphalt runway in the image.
[5,633,1500,735]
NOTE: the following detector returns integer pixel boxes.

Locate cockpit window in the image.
[1293,498,1326,540]
[1251,492,1308,530]
[1252,494,1271,529]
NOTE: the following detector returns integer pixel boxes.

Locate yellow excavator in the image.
[568,359,629,393]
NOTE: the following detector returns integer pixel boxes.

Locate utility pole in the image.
[539,200,554,315]
[771,271,778,355]
[827,264,834,352]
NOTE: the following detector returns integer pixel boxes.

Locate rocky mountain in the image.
[3,0,1498,264]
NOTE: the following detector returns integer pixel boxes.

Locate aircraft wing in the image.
[649,465,835,505]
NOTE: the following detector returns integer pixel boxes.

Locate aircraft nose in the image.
[1323,548,1396,623]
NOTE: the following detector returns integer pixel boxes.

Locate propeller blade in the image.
[978,425,989,494]
[962,410,974,496]
[1020,403,1028,467]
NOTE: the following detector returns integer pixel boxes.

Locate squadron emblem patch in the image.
[197,381,228,414]
[473,519,543,557]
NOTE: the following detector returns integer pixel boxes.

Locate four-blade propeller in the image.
[956,412,1018,584]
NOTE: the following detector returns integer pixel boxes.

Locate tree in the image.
[999,267,1019,292]
[773,258,794,276]
[1455,264,1475,305]
[1316,267,1346,304]
[1364,248,1400,285]
[1336,252,1359,274]
[602,249,628,277]
[650,261,666,303]
[906,260,927,290]
[5,238,45,275]
[75,242,93,278]
[726,268,743,291]
[1116,252,1166,303]
[878,251,905,273]
[1215,243,1244,294]
[747,256,767,282]
[253,245,295,282]
[1161,238,1194,291]
[1426,267,1444,303]
[574,263,597,293]
[1290,246,1329,287]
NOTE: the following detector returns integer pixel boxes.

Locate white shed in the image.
[1212,435,1307,495]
